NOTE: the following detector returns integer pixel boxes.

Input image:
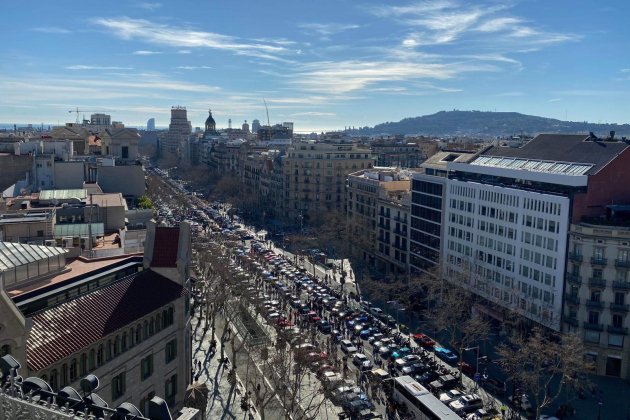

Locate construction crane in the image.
[263,99,270,126]
[68,108,113,124]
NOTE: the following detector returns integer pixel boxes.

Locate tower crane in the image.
[68,108,113,124]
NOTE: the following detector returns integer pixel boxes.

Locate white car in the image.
[449,394,483,413]
[439,389,463,403]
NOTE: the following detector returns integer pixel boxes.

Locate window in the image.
[70,359,77,381]
[612,314,624,329]
[112,372,126,400]
[592,269,603,279]
[141,354,154,380]
[122,146,129,159]
[584,330,600,344]
[141,391,156,416]
[0,344,10,356]
[615,292,626,306]
[97,345,104,366]
[165,339,177,364]
[609,335,624,349]
[593,247,605,259]
[588,311,600,325]
[165,374,177,406]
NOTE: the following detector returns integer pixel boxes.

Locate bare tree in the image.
[497,326,592,420]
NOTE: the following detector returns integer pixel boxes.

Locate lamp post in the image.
[597,397,603,420]
[464,346,480,375]
[387,300,406,332]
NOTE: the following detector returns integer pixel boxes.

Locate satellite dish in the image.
[113,402,144,419]
[22,377,53,395]
[148,396,173,420]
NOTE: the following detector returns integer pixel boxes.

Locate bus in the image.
[392,376,460,420]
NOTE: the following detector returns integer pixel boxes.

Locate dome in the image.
[204,109,216,133]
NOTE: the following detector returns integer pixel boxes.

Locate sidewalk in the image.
[191,310,261,420]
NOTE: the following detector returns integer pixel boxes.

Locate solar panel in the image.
[471,156,594,176]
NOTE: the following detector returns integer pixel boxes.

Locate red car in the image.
[458,361,475,376]
[412,333,436,348]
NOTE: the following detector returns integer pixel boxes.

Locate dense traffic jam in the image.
[148,168,522,420]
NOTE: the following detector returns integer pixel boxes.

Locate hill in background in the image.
[356,110,630,137]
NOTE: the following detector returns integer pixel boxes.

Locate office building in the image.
[147,118,156,131]
[440,134,630,331]
[251,119,261,134]
[162,107,192,159]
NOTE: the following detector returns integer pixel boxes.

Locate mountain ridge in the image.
[356,110,630,137]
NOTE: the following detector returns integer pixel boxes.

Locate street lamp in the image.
[387,300,406,332]
[597,397,603,420]
[464,346,480,375]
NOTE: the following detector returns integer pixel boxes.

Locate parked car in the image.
[340,339,358,355]
[412,333,436,348]
[434,346,458,364]
[439,389,464,404]
[449,394,483,414]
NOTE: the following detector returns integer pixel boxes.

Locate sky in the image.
[1,0,629,132]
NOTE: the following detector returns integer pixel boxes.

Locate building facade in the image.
[563,216,630,379]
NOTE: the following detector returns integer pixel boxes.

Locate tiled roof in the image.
[482,134,630,175]
[151,227,180,267]
[27,270,186,371]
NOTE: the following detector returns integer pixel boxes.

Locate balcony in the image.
[615,259,630,268]
[393,215,407,223]
[583,322,604,331]
[586,299,604,309]
[591,256,608,266]
[565,294,580,305]
[568,252,583,262]
[612,281,630,290]
[610,303,630,312]
[588,277,606,288]
[607,326,629,335]
[566,273,582,285]
[563,316,579,327]
[394,228,407,236]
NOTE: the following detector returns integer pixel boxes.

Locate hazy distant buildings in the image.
[162,107,192,159]
[242,120,250,134]
[147,118,156,131]
[90,113,111,126]
[251,119,261,133]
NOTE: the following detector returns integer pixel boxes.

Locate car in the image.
[370,307,383,317]
[340,339,358,355]
[412,333,436,348]
[449,394,483,414]
[434,346,458,364]
[316,364,336,379]
[352,353,369,367]
[395,354,421,368]
[401,362,427,375]
[439,389,464,404]
[390,347,412,360]
[416,370,439,384]
[378,345,394,359]
[318,320,332,334]
[331,329,343,343]
[429,374,458,393]
[458,361,475,376]
[359,328,375,340]
[368,333,385,345]
[483,377,506,396]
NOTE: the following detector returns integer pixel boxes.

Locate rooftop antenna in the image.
[263,98,270,126]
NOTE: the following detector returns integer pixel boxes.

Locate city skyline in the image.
[1,0,629,132]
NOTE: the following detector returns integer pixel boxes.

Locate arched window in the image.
[121,333,128,352]
[136,325,142,343]
[96,345,104,366]
[114,336,120,357]
[61,363,68,387]
[50,369,58,390]
[156,314,162,332]
[149,319,155,336]
[80,354,88,376]
[167,307,174,326]
[143,320,149,340]
[70,359,77,381]
[106,340,113,361]
[162,310,168,328]
[88,349,95,371]
[0,344,10,356]
[129,328,135,347]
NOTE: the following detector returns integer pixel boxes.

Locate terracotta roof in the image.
[27,270,186,371]
[151,227,180,267]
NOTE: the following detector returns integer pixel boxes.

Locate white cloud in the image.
[94,17,291,60]
[621,68,630,73]
[291,111,336,117]
[548,98,561,102]
[298,23,360,36]
[136,2,161,10]
[402,38,418,47]
[176,65,213,70]
[66,65,135,70]
[32,26,71,34]
[476,17,521,33]
[177,50,192,54]
[133,50,162,55]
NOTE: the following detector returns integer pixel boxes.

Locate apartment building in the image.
[564,208,630,378]
[440,134,630,331]
[281,142,375,223]
[347,168,412,275]
[409,151,476,276]
[372,138,438,169]
[162,107,192,159]
[0,221,192,415]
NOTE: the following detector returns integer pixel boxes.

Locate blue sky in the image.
[1,0,629,132]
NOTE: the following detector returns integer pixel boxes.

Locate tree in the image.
[135,195,153,209]
[497,327,592,420]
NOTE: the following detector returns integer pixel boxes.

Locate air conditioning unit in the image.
[62,237,74,248]
[44,239,56,246]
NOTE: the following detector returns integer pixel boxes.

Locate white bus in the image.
[392,376,459,420]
